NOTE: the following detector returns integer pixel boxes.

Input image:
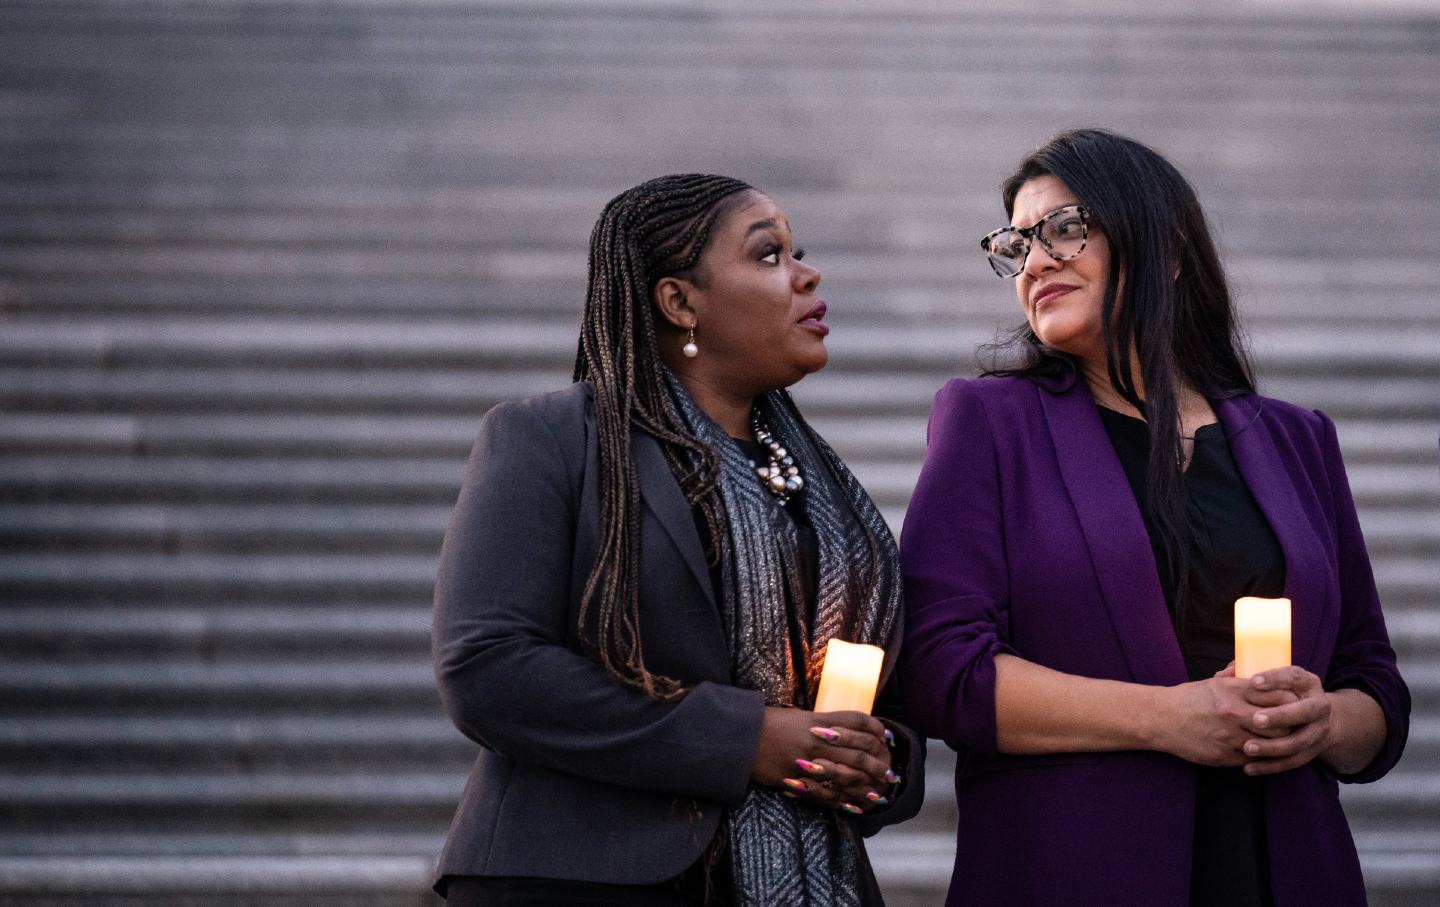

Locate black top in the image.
[1096,406,1285,907]
[1096,407,1287,679]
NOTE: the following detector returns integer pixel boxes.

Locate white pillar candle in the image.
[1234,596,1292,679]
[814,639,885,714]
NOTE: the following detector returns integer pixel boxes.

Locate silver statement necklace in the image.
[750,411,804,504]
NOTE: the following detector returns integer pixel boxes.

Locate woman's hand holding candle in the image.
[1213,661,1299,742]
[751,707,893,813]
[749,640,895,812]
[1233,665,1336,775]
[1152,670,1299,768]
[1226,596,1341,774]
[1142,595,1330,774]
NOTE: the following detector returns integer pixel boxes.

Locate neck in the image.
[1080,356,1210,425]
[1080,357,1145,418]
[674,371,756,438]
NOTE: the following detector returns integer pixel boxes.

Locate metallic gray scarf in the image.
[665,374,902,907]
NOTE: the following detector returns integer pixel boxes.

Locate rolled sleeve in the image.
[1314,409,1410,783]
[898,380,1016,757]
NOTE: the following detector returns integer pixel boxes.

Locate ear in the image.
[652,276,698,331]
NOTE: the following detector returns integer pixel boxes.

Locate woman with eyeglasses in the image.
[899,129,1409,906]
[432,174,923,906]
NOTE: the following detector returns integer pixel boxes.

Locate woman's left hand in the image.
[1235,665,1334,776]
[780,713,896,815]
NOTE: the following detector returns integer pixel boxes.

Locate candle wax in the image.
[814,639,884,715]
[1234,596,1291,679]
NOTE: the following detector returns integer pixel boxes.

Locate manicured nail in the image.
[1245,742,1259,756]
[781,791,799,799]
[782,778,807,792]
[865,791,889,804]
[795,758,825,776]
[885,770,900,785]
[840,803,863,815]
[1255,713,1269,728]
[883,728,895,747]
[809,727,841,742]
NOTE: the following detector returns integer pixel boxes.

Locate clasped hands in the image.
[1168,663,1334,775]
[751,706,897,815]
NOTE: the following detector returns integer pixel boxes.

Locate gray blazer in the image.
[432,382,923,889]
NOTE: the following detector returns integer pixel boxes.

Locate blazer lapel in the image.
[1038,379,1189,686]
[1215,396,1331,673]
[630,430,717,609]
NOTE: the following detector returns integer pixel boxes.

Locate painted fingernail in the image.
[781,791,799,799]
[795,758,825,776]
[1255,713,1269,727]
[1245,742,1259,755]
[809,727,841,742]
[865,791,889,804]
[782,778,807,792]
[883,728,895,747]
[840,803,863,815]
[885,770,900,785]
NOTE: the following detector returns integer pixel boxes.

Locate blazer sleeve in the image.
[1314,409,1411,783]
[432,399,765,806]
[853,672,927,836]
[896,380,1017,757]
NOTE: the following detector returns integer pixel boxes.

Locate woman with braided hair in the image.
[432,174,923,906]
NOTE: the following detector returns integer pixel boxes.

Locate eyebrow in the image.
[1013,204,1079,229]
[742,218,780,239]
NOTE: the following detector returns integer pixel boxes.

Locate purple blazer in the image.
[898,373,1409,907]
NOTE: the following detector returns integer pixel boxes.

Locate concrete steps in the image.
[3,367,1439,423]
[0,458,1434,554]
[2,0,1437,904]
[0,411,1433,462]
[0,604,432,655]
[0,660,439,716]
[4,317,1440,375]
[0,856,438,907]
[0,495,1432,553]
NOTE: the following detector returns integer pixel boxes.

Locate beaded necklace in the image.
[749,411,804,504]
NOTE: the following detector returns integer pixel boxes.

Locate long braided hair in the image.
[572,173,754,701]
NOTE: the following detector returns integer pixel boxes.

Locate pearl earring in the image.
[682,328,698,358]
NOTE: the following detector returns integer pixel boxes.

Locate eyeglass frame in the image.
[979,204,1091,278]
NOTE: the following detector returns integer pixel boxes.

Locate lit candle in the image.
[1234,596,1291,679]
[814,639,885,714]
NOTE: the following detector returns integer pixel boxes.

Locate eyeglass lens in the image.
[984,206,1087,277]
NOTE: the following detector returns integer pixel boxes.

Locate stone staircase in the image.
[1,1,1437,904]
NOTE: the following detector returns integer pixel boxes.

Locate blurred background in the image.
[1,0,1438,904]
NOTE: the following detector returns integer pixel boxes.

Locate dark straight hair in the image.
[985,128,1256,638]
[572,173,753,701]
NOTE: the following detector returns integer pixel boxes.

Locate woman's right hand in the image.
[1154,669,1299,767]
[751,707,895,813]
